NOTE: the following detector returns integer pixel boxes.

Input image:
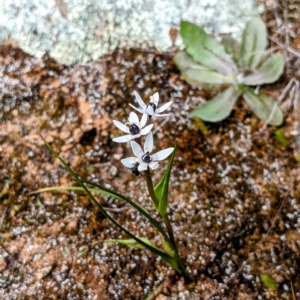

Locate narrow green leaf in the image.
[241,54,284,85]
[155,145,177,216]
[25,218,34,224]
[243,88,283,126]
[274,129,288,147]
[174,51,231,86]
[234,229,245,237]
[260,274,278,291]
[180,21,237,75]
[159,233,174,257]
[81,180,173,243]
[63,247,70,255]
[41,138,181,273]
[105,238,159,250]
[190,86,241,122]
[194,118,210,135]
[79,246,89,255]
[240,17,267,70]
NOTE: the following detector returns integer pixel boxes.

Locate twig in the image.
[279,77,298,104]
[283,1,290,50]
[291,80,300,117]
[290,280,296,300]
[269,35,300,58]
[265,196,287,236]
[91,162,111,167]
[104,207,123,213]
[263,77,299,129]
[0,207,8,228]
[273,0,282,27]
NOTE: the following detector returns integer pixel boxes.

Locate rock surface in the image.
[0,0,258,64]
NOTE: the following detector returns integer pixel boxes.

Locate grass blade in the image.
[105,238,159,250]
[80,179,173,245]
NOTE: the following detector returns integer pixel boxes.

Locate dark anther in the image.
[147,102,157,113]
[129,124,140,135]
[132,162,141,176]
[142,151,152,163]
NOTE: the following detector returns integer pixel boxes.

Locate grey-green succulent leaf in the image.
[221,36,241,65]
[241,54,284,85]
[180,21,237,75]
[174,51,231,86]
[240,17,268,70]
[190,86,241,122]
[243,88,283,126]
[228,70,240,88]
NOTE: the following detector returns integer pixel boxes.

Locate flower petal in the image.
[129,104,146,114]
[134,91,147,109]
[132,134,142,139]
[153,113,171,117]
[149,161,159,170]
[113,135,133,143]
[131,141,144,158]
[150,92,159,106]
[121,157,138,168]
[152,147,174,161]
[129,112,139,124]
[146,106,155,115]
[140,113,148,127]
[141,124,153,135]
[113,120,129,133]
[156,101,173,113]
[138,163,148,172]
[144,131,153,153]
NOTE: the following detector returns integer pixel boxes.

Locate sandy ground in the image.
[1,1,300,299]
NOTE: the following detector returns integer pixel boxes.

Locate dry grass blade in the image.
[0,207,8,228]
[290,280,296,300]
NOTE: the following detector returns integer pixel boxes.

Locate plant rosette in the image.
[175,17,284,126]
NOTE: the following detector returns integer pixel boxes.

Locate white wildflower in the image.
[113,112,153,143]
[121,131,174,172]
[129,91,173,117]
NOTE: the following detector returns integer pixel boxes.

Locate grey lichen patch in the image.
[0,0,259,64]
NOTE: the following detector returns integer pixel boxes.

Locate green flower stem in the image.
[162,214,176,247]
[145,167,159,208]
[145,167,192,284]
